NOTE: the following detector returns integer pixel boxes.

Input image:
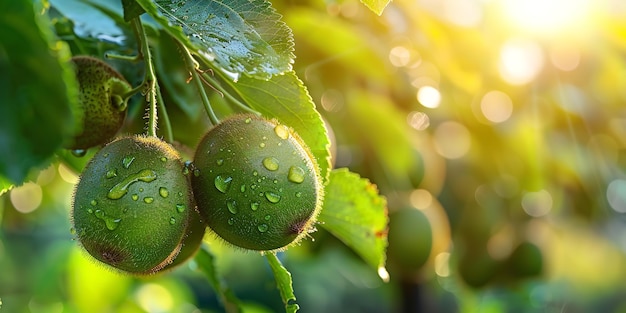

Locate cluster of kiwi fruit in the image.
[68,56,323,274]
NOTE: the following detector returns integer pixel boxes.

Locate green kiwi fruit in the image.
[191,115,323,251]
[66,56,132,150]
[387,207,432,273]
[72,136,204,274]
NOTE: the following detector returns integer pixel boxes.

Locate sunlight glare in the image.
[10,182,43,214]
[501,0,591,36]
[607,179,626,213]
[480,90,513,123]
[521,189,553,217]
[433,121,471,159]
[417,86,441,108]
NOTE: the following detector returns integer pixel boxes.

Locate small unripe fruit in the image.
[66,56,132,150]
[387,207,432,272]
[192,115,323,251]
[72,136,203,274]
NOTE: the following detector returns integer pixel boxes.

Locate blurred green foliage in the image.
[2,0,626,312]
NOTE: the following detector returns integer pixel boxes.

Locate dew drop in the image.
[240,184,246,192]
[288,166,306,184]
[143,197,154,204]
[176,204,186,213]
[105,169,117,179]
[105,218,121,230]
[273,179,278,184]
[159,187,169,198]
[87,208,93,214]
[71,149,87,157]
[262,157,279,171]
[274,125,290,139]
[177,192,183,197]
[214,175,233,193]
[160,157,167,162]
[265,192,281,203]
[90,199,97,206]
[194,169,201,177]
[122,156,135,169]
[264,215,271,221]
[259,142,266,148]
[227,200,238,214]
[107,169,157,200]
[245,117,252,124]
[216,159,224,166]
[132,194,138,201]
[295,191,303,198]
[228,217,235,225]
[250,202,259,211]
[69,227,76,235]
[94,209,105,219]
[253,170,258,177]
[170,217,176,225]
[258,224,269,233]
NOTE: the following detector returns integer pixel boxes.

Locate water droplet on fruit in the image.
[262,157,279,171]
[170,217,176,225]
[194,169,201,177]
[132,194,138,201]
[70,227,76,235]
[90,199,97,206]
[105,218,121,230]
[227,200,238,214]
[258,224,269,232]
[288,166,305,183]
[264,215,271,221]
[107,169,157,200]
[245,117,252,124]
[71,149,87,157]
[228,217,235,225]
[176,204,186,213]
[94,209,105,219]
[160,157,167,162]
[265,192,281,203]
[214,175,233,193]
[105,169,117,179]
[216,159,224,166]
[143,197,154,204]
[122,156,135,169]
[273,179,278,184]
[183,161,193,175]
[250,202,259,211]
[159,187,169,198]
[253,170,258,176]
[259,142,266,148]
[87,208,93,214]
[240,184,246,192]
[274,125,290,139]
[295,192,302,198]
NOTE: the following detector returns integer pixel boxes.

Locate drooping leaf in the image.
[359,0,391,16]
[265,253,299,313]
[49,0,126,44]
[0,0,78,185]
[194,245,242,312]
[318,169,388,270]
[136,0,294,79]
[233,71,331,182]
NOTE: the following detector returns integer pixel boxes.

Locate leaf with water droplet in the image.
[134,0,294,79]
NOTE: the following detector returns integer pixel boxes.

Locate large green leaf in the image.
[0,0,78,185]
[136,0,294,79]
[194,245,242,312]
[233,71,331,182]
[49,0,125,44]
[318,169,388,270]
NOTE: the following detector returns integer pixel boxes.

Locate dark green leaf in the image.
[359,0,391,15]
[265,253,299,313]
[194,245,242,312]
[121,0,145,21]
[136,0,294,79]
[318,169,388,270]
[0,0,78,184]
[234,71,331,182]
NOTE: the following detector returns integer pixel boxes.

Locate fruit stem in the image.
[131,17,159,137]
[177,41,220,126]
[199,72,261,116]
[265,252,299,313]
[156,84,174,143]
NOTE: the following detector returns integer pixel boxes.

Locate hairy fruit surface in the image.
[72,136,203,274]
[192,115,323,251]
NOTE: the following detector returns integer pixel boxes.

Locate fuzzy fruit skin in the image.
[72,136,201,274]
[192,115,323,251]
[66,56,132,150]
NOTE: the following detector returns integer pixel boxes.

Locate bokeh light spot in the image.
[406,111,430,130]
[498,38,544,85]
[410,189,433,210]
[58,163,79,184]
[135,283,174,313]
[434,252,450,277]
[480,90,513,123]
[433,121,471,159]
[521,189,553,217]
[607,179,626,213]
[389,46,412,67]
[417,86,441,108]
[10,182,43,214]
[550,46,581,71]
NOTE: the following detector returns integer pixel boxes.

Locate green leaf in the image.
[265,253,299,313]
[318,169,388,270]
[233,71,331,182]
[121,0,145,21]
[194,245,242,312]
[0,176,14,197]
[136,0,294,79]
[0,0,78,185]
[49,0,125,44]
[359,0,391,15]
